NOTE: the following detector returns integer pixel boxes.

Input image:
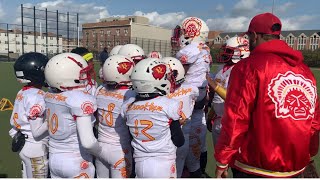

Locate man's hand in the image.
[215,167,228,178]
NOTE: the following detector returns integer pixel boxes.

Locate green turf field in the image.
[0,62,319,177]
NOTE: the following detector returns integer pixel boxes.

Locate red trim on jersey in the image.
[118,85,130,90]
[22,85,34,91]
[73,115,77,121]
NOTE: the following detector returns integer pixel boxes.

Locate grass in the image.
[0,62,319,177]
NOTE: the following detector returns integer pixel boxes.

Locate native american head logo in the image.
[179,55,188,64]
[268,71,317,120]
[236,37,249,52]
[117,59,133,75]
[29,104,43,119]
[81,101,94,115]
[182,17,202,38]
[152,64,167,80]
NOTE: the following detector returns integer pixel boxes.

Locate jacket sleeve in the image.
[214,61,258,165]
[310,96,320,157]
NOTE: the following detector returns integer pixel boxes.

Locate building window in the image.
[17,49,20,53]
[124,29,128,35]
[16,41,20,45]
[15,34,19,37]
[92,31,95,38]
[41,50,44,53]
[297,36,306,50]
[25,36,28,39]
[100,30,104,37]
[309,35,319,50]
[286,35,294,48]
[5,33,7,37]
[116,41,120,45]
[116,29,120,36]
[123,41,128,44]
[5,41,8,44]
[107,41,111,47]
[50,37,53,40]
[214,37,221,44]
[107,30,111,36]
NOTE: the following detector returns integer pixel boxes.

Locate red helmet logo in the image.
[117,60,133,75]
[152,64,167,80]
[29,104,43,120]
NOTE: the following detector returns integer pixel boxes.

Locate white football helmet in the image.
[103,54,134,86]
[148,51,162,59]
[181,17,209,44]
[45,53,94,91]
[109,45,123,56]
[217,36,250,64]
[131,58,175,96]
[161,57,185,85]
[118,44,146,63]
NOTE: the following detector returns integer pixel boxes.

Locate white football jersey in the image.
[45,90,97,154]
[212,64,235,104]
[176,42,211,88]
[95,85,136,145]
[9,87,47,143]
[167,84,199,121]
[121,96,181,160]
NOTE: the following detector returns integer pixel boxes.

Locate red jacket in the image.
[214,40,320,177]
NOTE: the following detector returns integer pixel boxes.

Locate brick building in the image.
[82,16,172,56]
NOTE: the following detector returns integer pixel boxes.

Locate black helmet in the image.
[14,52,49,85]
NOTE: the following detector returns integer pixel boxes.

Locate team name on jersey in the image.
[16,93,24,101]
[167,88,192,98]
[97,88,125,100]
[45,93,67,102]
[127,102,163,112]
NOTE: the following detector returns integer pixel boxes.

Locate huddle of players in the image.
[9,16,250,178]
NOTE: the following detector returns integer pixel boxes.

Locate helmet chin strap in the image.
[154,87,167,96]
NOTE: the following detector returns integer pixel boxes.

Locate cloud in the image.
[231,0,259,17]
[281,15,318,30]
[215,4,224,12]
[0,3,6,21]
[206,16,250,32]
[15,0,110,24]
[133,11,187,28]
[275,2,295,14]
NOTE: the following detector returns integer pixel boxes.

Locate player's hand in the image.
[179,118,186,125]
[215,167,228,178]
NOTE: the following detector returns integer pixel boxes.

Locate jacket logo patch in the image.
[152,64,167,80]
[268,71,317,120]
[81,101,94,115]
[117,60,133,75]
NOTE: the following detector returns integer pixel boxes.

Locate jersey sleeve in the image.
[191,85,200,100]
[66,91,97,117]
[25,90,46,120]
[165,98,182,121]
[176,44,200,65]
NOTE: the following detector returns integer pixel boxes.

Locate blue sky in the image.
[0,0,319,32]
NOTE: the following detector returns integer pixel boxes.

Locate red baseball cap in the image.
[247,12,282,35]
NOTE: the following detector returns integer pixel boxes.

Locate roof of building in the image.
[208,31,222,40]
[0,28,60,37]
[82,20,131,29]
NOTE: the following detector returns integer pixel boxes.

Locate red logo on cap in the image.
[117,61,133,75]
[152,64,167,80]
